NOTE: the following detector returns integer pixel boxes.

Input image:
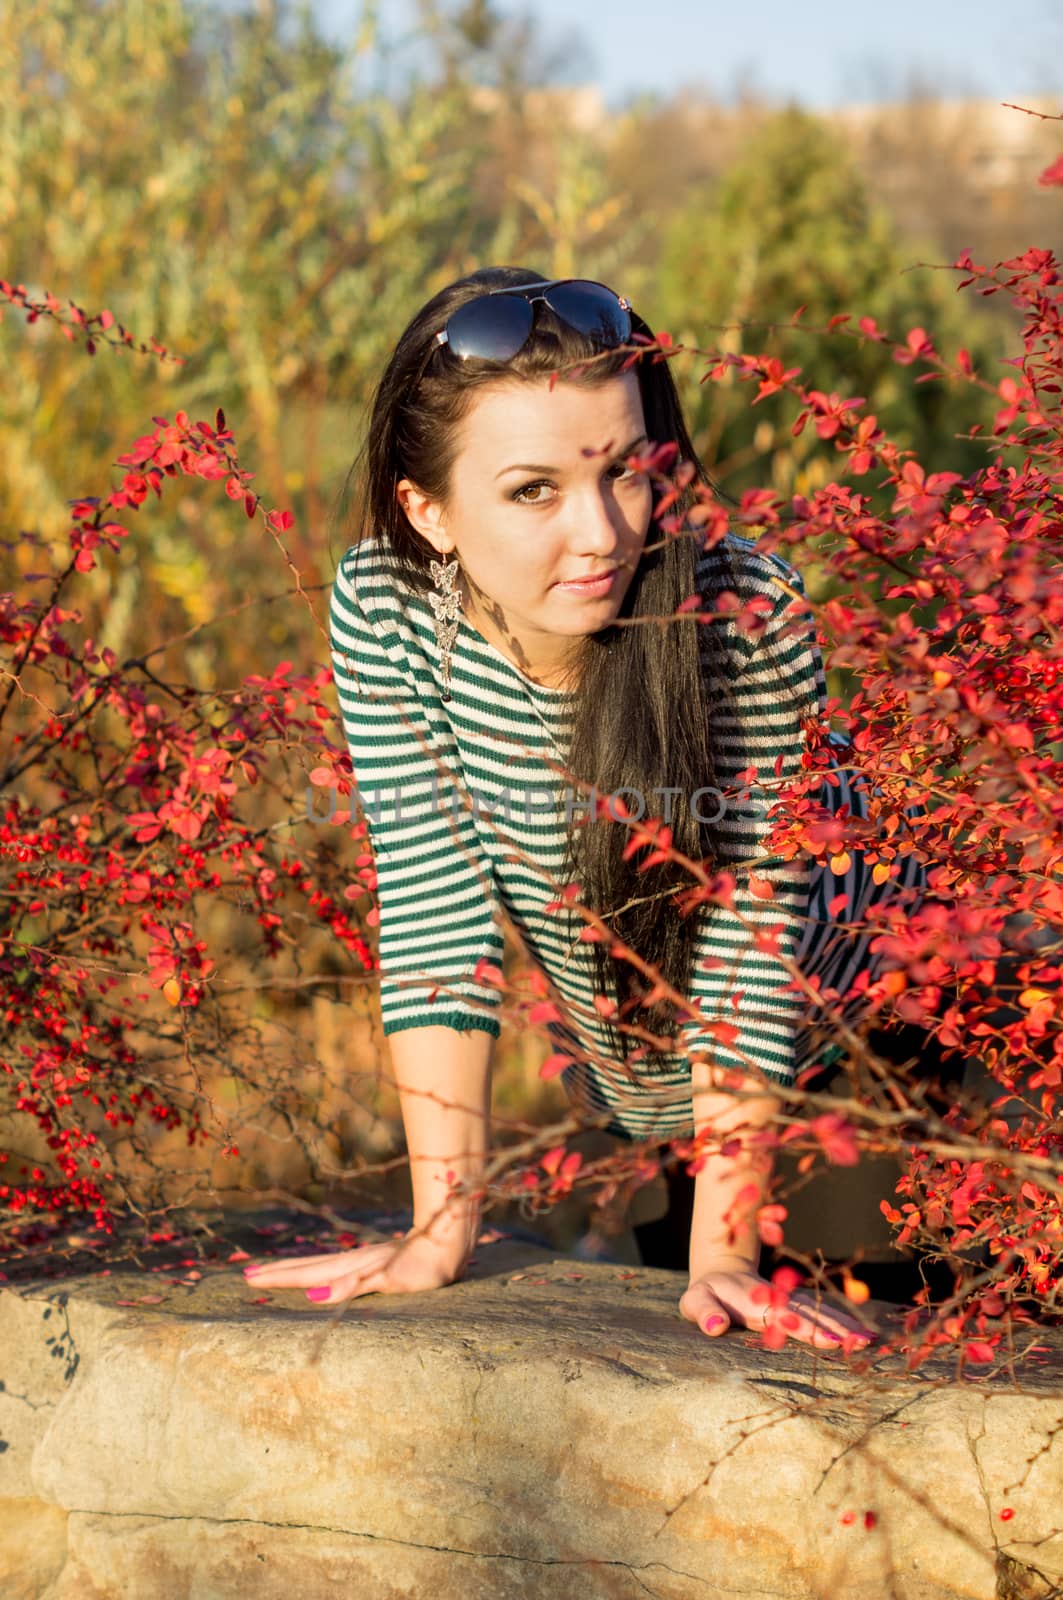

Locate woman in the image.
[244,267,937,1347]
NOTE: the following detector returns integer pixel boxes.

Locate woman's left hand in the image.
[680,1257,879,1351]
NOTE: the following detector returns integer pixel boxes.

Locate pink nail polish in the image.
[703,1315,726,1333]
[306,1287,330,1302]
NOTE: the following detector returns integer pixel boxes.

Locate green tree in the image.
[651,105,1004,503]
[0,0,558,673]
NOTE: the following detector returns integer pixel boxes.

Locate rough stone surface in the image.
[1,1222,1061,1600]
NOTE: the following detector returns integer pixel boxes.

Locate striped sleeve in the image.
[327,546,506,1038]
[676,544,822,1088]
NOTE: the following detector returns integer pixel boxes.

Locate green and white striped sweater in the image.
[328,529,928,1141]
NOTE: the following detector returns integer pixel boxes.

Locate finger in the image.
[788,1293,878,1343]
[309,1263,390,1304]
[679,1281,731,1337]
[724,1281,856,1348]
[243,1252,347,1280]
[243,1247,384,1289]
[773,1301,876,1351]
[244,1251,351,1274]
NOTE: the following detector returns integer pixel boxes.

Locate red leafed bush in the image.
[0,300,378,1241]
[617,240,1063,1361]
[1,232,1062,1365]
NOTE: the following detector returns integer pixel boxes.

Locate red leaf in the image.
[810,1113,861,1165]
[170,810,203,842]
[705,1019,740,1046]
[757,1202,788,1246]
[964,1341,996,1364]
[528,1000,563,1025]
[748,874,775,901]
[1037,153,1063,187]
[126,810,163,843]
[752,925,784,956]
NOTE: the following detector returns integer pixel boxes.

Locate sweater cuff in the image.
[382,1011,501,1040]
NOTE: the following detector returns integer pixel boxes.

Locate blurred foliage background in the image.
[5,0,1059,672]
[3,0,1061,1226]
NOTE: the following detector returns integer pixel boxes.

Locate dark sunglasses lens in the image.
[545,282,631,346]
[445,295,534,361]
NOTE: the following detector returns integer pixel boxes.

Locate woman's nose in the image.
[570,487,624,551]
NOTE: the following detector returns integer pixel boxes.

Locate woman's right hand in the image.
[241,1226,470,1305]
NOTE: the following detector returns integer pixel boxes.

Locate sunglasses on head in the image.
[429,278,634,365]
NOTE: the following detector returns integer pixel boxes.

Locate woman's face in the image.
[396,371,654,687]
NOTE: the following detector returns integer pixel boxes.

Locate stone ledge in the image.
[1,1224,1061,1600]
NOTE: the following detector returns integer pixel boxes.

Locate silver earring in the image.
[428,552,462,701]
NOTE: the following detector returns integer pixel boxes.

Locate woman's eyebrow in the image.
[494,432,648,479]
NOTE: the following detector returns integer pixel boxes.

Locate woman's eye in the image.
[512,479,553,504]
[511,464,639,504]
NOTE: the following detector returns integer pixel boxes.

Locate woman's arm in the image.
[688,1066,780,1278]
[242,1023,493,1302]
[677,544,823,1087]
[239,548,505,1306]
[680,1059,876,1347]
[328,538,507,1036]
[676,543,876,1348]
[328,543,502,1271]
[389,1023,494,1274]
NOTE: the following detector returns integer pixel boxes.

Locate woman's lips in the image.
[553,568,618,595]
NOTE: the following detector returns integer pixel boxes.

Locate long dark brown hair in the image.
[331,265,740,1060]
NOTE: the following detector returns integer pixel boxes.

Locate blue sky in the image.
[314,0,1061,110]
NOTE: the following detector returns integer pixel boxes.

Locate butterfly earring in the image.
[428,552,462,701]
